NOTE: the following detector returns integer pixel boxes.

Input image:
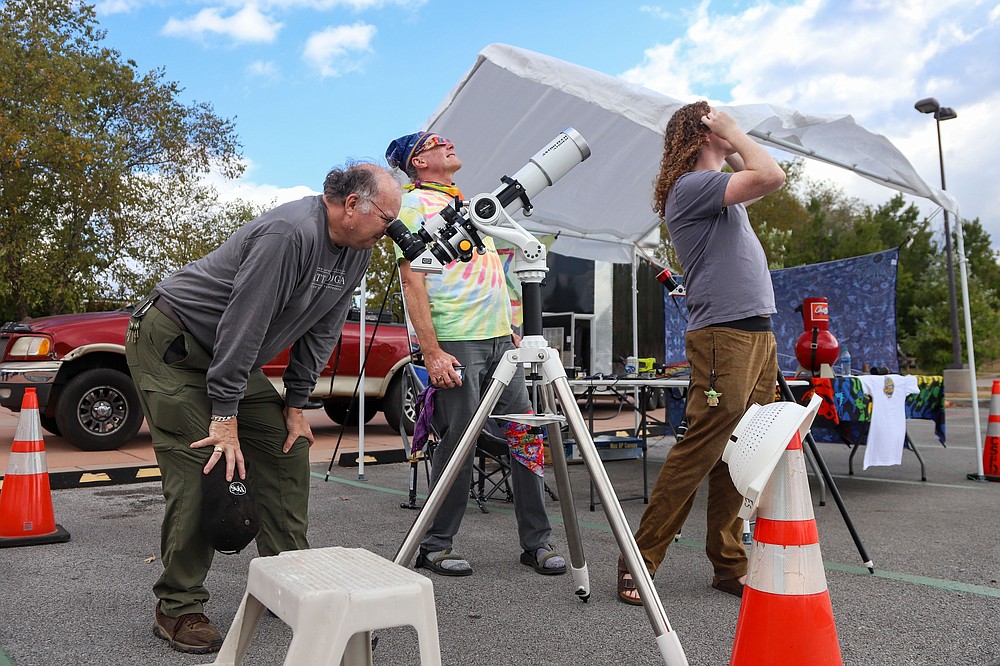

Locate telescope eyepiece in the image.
[385,219,426,262]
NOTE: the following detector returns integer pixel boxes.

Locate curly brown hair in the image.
[652,101,712,220]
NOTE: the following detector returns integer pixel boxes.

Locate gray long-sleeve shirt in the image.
[156,195,371,415]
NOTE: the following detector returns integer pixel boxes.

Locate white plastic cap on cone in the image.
[722,394,822,520]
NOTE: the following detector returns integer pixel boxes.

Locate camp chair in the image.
[396,357,517,513]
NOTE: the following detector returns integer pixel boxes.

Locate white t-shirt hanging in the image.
[857,374,920,469]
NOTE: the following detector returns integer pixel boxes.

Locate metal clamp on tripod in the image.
[387,129,689,665]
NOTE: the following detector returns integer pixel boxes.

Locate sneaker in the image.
[153,602,224,654]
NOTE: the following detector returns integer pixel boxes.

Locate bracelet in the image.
[210,414,237,423]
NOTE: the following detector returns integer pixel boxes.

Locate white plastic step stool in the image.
[203,546,442,666]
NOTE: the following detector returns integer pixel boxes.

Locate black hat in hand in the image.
[201,463,260,555]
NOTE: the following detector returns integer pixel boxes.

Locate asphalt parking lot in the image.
[0,401,998,665]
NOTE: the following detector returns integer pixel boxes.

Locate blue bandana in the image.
[385,132,432,174]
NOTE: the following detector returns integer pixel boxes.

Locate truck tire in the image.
[55,368,144,451]
[39,414,62,437]
[380,373,416,436]
[323,400,377,426]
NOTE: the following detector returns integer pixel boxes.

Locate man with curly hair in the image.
[617,102,786,605]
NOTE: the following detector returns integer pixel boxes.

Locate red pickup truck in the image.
[0,308,415,451]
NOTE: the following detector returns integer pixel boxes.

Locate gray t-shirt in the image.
[157,195,372,414]
[665,170,775,331]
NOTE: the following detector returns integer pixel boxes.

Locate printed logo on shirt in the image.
[313,267,347,291]
[883,376,895,398]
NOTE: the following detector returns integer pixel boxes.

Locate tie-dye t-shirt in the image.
[394,184,512,341]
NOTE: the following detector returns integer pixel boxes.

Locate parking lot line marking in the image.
[312,469,1000,601]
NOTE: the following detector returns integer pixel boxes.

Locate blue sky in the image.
[94,0,1000,245]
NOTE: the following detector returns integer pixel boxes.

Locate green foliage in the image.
[106,179,268,302]
[363,237,404,321]
[0,0,243,320]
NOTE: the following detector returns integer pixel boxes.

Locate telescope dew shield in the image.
[494,128,591,211]
[391,128,591,274]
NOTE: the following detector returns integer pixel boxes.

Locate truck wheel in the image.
[55,368,144,451]
[39,414,62,437]
[323,400,377,426]
[645,388,659,411]
[381,374,416,436]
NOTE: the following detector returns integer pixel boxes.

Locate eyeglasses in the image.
[415,135,451,155]
[369,199,396,225]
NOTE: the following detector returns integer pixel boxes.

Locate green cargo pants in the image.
[124,304,310,617]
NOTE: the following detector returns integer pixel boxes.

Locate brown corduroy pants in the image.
[632,325,778,581]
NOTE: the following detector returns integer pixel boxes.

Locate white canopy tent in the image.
[416,43,983,478]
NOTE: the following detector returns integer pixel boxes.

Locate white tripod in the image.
[388,159,688,663]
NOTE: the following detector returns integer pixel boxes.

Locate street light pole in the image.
[915,98,962,368]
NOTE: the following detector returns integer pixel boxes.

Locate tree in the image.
[746,159,810,268]
[362,237,405,322]
[106,179,268,302]
[960,218,1000,291]
[0,0,242,320]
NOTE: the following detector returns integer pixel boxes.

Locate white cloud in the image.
[94,0,148,15]
[303,22,376,77]
[205,160,317,208]
[638,5,674,20]
[260,0,424,10]
[162,4,283,44]
[247,59,280,79]
[622,0,1000,244]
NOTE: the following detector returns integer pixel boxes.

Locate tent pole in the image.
[953,224,985,479]
[358,276,366,481]
[632,245,641,432]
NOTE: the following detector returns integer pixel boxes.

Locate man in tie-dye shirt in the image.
[385,131,565,578]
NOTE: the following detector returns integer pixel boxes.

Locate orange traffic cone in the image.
[0,388,70,547]
[730,431,842,665]
[983,380,1000,482]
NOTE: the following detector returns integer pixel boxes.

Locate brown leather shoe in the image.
[711,576,745,598]
[154,602,223,654]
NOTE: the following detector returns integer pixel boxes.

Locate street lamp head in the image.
[935,106,957,122]
[915,97,940,114]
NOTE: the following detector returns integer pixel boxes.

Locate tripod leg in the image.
[801,442,827,505]
[804,430,874,572]
[393,377,508,567]
[776,373,875,573]
[550,375,688,665]
[539,384,590,601]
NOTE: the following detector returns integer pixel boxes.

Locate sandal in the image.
[415,548,473,577]
[617,556,644,606]
[711,575,745,598]
[520,544,566,575]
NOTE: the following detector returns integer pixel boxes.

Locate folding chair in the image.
[397,358,516,513]
[399,362,433,510]
[470,422,514,513]
[395,287,552,513]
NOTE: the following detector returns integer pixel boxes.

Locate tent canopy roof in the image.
[422,43,958,263]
